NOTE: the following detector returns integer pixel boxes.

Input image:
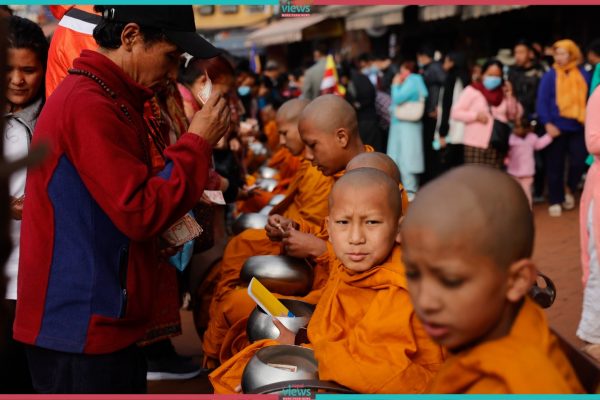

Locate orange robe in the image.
[264,120,280,153]
[237,149,301,214]
[209,245,445,393]
[428,298,584,394]
[216,249,331,362]
[203,159,333,361]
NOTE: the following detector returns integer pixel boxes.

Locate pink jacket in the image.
[507,132,553,178]
[450,86,522,149]
[580,87,600,285]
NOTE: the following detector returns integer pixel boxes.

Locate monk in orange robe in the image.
[209,168,445,393]
[401,165,584,394]
[203,95,370,366]
[217,152,409,361]
[237,142,301,213]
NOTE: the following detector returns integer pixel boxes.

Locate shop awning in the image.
[419,5,460,22]
[209,29,263,58]
[245,14,327,47]
[462,5,528,20]
[345,5,406,31]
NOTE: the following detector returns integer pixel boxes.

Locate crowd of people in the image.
[1,4,599,395]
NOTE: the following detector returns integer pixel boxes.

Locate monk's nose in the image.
[304,147,314,161]
[416,281,442,314]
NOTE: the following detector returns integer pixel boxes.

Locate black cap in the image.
[100,5,220,59]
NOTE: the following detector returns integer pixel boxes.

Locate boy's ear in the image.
[334,128,349,148]
[395,216,404,244]
[325,216,332,242]
[505,259,537,303]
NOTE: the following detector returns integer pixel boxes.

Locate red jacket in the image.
[14,50,212,354]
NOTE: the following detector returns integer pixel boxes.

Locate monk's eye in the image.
[365,220,381,225]
[440,276,464,288]
[405,268,420,280]
[335,220,348,225]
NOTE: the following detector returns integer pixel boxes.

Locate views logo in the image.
[280,384,313,400]
[280,0,312,17]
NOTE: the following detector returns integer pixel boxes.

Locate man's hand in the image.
[188,90,231,146]
[281,228,327,259]
[10,195,24,220]
[265,214,297,242]
[159,245,183,261]
[273,318,295,345]
[546,123,561,138]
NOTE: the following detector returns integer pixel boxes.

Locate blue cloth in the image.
[536,66,591,132]
[387,74,428,176]
[169,238,194,272]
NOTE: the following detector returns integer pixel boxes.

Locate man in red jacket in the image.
[14,6,230,393]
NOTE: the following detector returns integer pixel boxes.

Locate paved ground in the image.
[150,201,586,394]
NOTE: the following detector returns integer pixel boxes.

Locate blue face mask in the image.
[483,76,502,91]
[238,86,251,96]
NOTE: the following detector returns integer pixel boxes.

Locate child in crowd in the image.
[401,165,583,393]
[507,117,558,207]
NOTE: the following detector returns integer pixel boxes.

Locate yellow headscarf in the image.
[553,39,588,123]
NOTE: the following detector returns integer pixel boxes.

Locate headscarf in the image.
[553,39,588,123]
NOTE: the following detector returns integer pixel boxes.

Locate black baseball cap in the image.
[99,5,220,59]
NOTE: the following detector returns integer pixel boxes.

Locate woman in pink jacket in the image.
[577,86,600,362]
[451,59,522,168]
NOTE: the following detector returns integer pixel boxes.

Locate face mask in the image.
[238,86,251,96]
[483,76,502,91]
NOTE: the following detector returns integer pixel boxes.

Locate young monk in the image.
[216,152,406,362]
[210,168,444,393]
[203,95,369,365]
[401,165,584,393]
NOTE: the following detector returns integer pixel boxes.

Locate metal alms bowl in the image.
[232,213,269,235]
[241,345,318,394]
[259,166,279,180]
[259,205,274,215]
[240,255,313,296]
[247,299,315,343]
[257,178,278,192]
[268,194,286,206]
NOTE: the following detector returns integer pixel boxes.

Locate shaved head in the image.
[331,168,402,220]
[298,95,364,176]
[403,165,534,268]
[276,98,310,124]
[347,152,401,184]
[299,94,359,139]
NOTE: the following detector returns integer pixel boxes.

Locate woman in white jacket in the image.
[2,15,47,392]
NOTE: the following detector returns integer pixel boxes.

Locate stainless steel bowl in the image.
[257,178,278,192]
[232,213,268,235]
[268,194,286,206]
[259,166,279,180]
[241,345,318,394]
[247,299,315,343]
[259,205,274,215]
[240,255,313,296]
